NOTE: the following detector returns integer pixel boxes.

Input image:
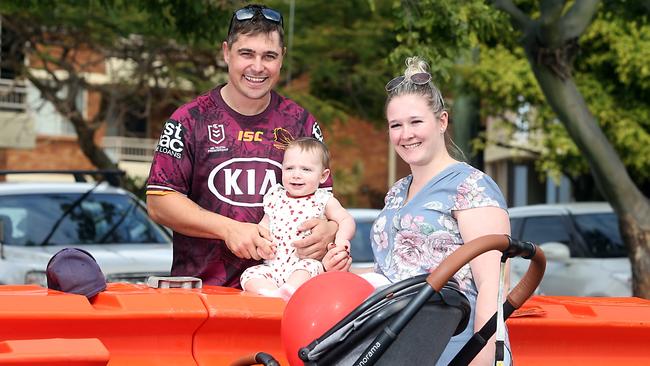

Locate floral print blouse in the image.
[371,162,507,296]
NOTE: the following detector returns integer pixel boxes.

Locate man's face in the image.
[222,31,284,102]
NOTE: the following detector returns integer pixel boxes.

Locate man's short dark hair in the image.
[226,4,285,48]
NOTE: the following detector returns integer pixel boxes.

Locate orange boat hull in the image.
[1,284,649,365]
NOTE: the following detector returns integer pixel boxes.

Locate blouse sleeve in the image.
[452,170,507,211]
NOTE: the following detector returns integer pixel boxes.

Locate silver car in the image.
[508,202,630,296]
[0,178,172,286]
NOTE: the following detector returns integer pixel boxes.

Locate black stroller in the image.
[234,234,546,366]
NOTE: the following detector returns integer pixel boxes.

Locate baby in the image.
[240,137,355,300]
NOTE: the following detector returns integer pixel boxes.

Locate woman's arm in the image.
[455,206,511,366]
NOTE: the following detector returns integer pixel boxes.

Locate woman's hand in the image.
[322,242,352,272]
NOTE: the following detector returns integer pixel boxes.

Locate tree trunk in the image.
[69,114,117,171]
[522,40,650,299]
[619,213,650,296]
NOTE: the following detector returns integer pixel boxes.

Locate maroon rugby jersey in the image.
[147,85,331,287]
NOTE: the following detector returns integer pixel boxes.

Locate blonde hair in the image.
[285,137,330,169]
[385,56,466,161]
[386,57,445,115]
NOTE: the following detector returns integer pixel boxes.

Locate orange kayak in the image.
[1,283,649,366]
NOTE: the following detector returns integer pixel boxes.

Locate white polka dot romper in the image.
[240,183,332,288]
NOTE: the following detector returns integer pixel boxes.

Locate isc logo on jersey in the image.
[156,119,184,159]
[208,158,281,207]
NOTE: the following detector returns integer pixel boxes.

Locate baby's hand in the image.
[334,239,350,251]
[256,241,276,260]
[323,242,351,272]
[258,223,271,241]
[254,223,275,260]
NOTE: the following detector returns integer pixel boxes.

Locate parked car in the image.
[508,202,631,296]
[348,208,380,269]
[0,171,172,287]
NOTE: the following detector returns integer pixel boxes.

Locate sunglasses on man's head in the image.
[228,5,284,35]
[385,72,432,92]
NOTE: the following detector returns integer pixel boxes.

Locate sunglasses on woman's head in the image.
[385,72,432,92]
[228,5,284,35]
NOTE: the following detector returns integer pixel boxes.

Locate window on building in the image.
[26,81,83,137]
[0,20,23,80]
[1,21,27,111]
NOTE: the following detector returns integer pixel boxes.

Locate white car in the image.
[0,174,172,287]
[508,202,631,296]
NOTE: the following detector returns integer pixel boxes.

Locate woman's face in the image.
[386,94,448,168]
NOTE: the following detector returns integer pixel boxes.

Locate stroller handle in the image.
[426,234,546,309]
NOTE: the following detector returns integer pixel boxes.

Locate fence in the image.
[0,78,27,111]
[102,136,157,163]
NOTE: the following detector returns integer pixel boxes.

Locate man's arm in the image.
[291,219,338,260]
[147,193,272,260]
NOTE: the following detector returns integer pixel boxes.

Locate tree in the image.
[392,0,650,297]
[490,0,650,297]
[0,0,229,171]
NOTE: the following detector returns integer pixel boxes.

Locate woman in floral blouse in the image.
[368,56,511,365]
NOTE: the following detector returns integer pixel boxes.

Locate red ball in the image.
[281,272,374,366]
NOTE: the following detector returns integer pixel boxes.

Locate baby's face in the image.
[281,147,327,197]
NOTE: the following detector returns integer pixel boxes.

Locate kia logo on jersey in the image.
[208,158,281,207]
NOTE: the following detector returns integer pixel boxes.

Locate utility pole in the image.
[285,0,295,86]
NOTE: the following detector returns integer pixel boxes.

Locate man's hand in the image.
[256,223,275,260]
[323,242,352,272]
[224,221,273,260]
[292,218,338,260]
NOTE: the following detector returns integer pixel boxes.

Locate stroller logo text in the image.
[356,341,381,366]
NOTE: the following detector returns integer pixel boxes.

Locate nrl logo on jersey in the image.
[207,124,228,153]
[208,124,225,144]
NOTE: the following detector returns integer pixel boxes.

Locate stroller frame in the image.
[232,234,546,366]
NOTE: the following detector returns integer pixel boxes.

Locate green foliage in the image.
[389,0,508,83]
[280,88,348,125]
[332,160,365,207]
[267,0,397,123]
[391,0,650,187]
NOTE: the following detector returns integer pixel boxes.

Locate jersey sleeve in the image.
[452,169,507,211]
[146,107,196,195]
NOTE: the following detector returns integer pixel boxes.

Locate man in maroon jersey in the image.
[146,4,345,287]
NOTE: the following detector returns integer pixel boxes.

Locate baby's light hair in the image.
[285,137,330,169]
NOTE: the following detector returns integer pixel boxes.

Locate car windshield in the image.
[573,212,626,258]
[0,193,170,246]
